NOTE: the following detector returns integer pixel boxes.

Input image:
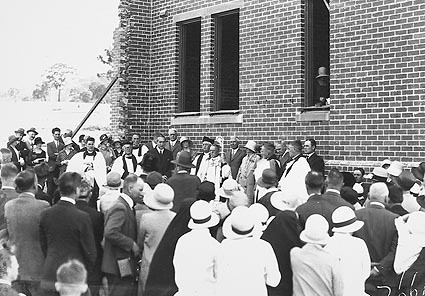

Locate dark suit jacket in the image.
[296,190,354,234]
[39,200,97,289]
[354,203,398,277]
[306,152,325,175]
[150,148,173,177]
[165,141,181,160]
[7,145,22,171]
[225,148,246,179]
[35,184,53,205]
[166,172,201,212]
[102,196,138,277]
[46,141,64,174]
[76,200,104,283]
[0,187,19,231]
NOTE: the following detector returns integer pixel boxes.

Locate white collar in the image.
[121,192,134,208]
[170,139,178,144]
[21,192,35,198]
[177,170,188,174]
[306,152,315,158]
[60,197,76,205]
[1,186,15,190]
[370,201,385,208]
[326,189,340,194]
[232,147,239,152]
[0,279,11,286]
[157,147,164,153]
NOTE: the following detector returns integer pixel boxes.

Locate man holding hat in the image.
[111,140,142,179]
[325,206,371,296]
[167,151,200,213]
[191,136,215,180]
[290,214,344,296]
[216,206,280,296]
[173,200,220,296]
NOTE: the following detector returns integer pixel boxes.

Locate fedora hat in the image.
[202,136,214,145]
[26,127,38,135]
[300,214,330,245]
[398,170,418,191]
[99,134,109,143]
[331,206,364,233]
[198,181,215,202]
[244,140,257,153]
[144,183,174,210]
[217,179,242,199]
[7,135,19,145]
[340,186,359,205]
[411,162,425,182]
[105,171,122,188]
[34,137,45,145]
[63,137,73,147]
[188,200,219,229]
[171,151,195,169]
[223,206,261,239]
[14,128,25,136]
[387,161,403,177]
[257,169,277,188]
[315,66,329,78]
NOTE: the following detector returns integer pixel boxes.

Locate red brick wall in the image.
[111,0,425,172]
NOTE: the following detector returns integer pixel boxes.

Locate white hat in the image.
[223,206,261,239]
[216,179,242,199]
[410,183,420,196]
[270,191,300,211]
[244,140,257,152]
[353,183,364,195]
[63,136,73,146]
[387,161,403,177]
[406,211,425,235]
[401,194,421,213]
[144,183,174,210]
[331,206,364,233]
[380,159,392,168]
[300,214,330,245]
[249,203,269,231]
[188,200,220,229]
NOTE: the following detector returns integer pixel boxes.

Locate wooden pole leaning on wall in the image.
[72,75,119,138]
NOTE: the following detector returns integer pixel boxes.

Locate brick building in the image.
[110,0,425,171]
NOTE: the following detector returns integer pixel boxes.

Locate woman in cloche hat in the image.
[27,136,46,167]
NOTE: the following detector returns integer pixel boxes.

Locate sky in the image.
[0,0,120,94]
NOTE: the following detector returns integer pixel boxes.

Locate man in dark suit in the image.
[224,136,246,180]
[34,162,53,205]
[150,134,173,180]
[76,179,104,296]
[303,139,325,175]
[46,127,65,197]
[0,163,19,233]
[297,169,354,233]
[165,128,181,160]
[102,174,144,296]
[5,169,50,296]
[167,151,201,212]
[14,128,29,165]
[354,182,399,295]
[39,172,97,296]
[7,135,25,171]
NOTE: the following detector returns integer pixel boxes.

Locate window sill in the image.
[296,106,330,122]
[171,111,243,125]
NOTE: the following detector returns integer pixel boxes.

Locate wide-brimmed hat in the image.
[99,134,109,143]
[352,183,364,196]
[365,167,388,182]
[198,181,216,202]
[179,136,192,146]
[14,128,25,136]
[380,159,392,168]
[411,183,420,197]
[388,161,403,177]
[144,183,174,210]
[7,135,19,145]
[105,171,122,188]
[63,137,73,147]
[406,212,425,235]
[300,214,330,245]
[26,127,38,135]
[202,136,214,145]
[249,203,269,232]
[340,186,359,205]
[223,206,261,239]
[244,140,257,153]
[270,191,300,211]
[34,137,45,145]
[216,179,242,199]
[112,137,122,145]
[315,66,329,79]
[171,151,195,169]
[257,169,277,188]
[342,172,356,188]
[398,170,418,191]
[331,206,364,233]
[188,200,220,229]
[411,162,425,182]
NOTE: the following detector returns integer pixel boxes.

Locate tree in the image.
[7,88,19,100]
[97,49,114,79]
[45,63,75,102]
[88,81,108,102]
[32,82,50,101]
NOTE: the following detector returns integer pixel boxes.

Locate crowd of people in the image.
[0,126,425,296]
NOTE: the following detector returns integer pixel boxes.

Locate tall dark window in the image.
[305,0,330,107]
[178,19,201,112]
[214,10,239,111]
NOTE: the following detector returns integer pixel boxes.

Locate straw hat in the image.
[144,183,174,210]
[223,206,261,239]
[380,159,392,168]
[188,200,219,229]
[216,179,242,199]
[365,167,388,182]
[270,191,300,211]
[331,206,364,233]
[244,140,257,153]
[300,214,330,245]
[387,161,403,177]
[406,211,425,236]
[249,203,269,227]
